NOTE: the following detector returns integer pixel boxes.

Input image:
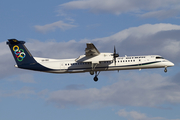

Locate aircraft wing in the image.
[85,43,100,56]
[76,43,112,63]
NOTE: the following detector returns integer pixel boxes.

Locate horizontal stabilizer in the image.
[7,39,25,45]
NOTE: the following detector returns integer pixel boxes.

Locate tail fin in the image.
[7,39,37,66]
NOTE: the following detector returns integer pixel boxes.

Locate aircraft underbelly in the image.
[38,60,168,74]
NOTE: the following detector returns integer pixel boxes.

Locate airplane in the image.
[7,39,174,82]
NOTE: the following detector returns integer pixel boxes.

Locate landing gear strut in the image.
[93,71,100,82]
[164,67,167,73]
[90,63,100,82]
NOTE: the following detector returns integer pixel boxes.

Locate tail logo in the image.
[13,45,26,62]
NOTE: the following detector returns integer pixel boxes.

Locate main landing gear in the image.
[90,63,101,82]
[90,71,100,82]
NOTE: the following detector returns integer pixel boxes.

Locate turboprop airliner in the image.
[7,39,174,82]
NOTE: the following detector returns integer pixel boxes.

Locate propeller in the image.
[113,46,119,65]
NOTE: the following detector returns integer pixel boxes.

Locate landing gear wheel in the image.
[94,76,98,82]
[93,71,100,82]
[164,68,167,73]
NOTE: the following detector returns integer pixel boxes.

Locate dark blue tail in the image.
[7,39,36,65]
[7,39,52,71]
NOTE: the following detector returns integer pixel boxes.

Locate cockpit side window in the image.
[156,57,164,59]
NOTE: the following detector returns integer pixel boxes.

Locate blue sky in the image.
[1,0,180,120]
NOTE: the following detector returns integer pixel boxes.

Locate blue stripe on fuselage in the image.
[18,63,53,71]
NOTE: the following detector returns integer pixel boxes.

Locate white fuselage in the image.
[32,53,174,73]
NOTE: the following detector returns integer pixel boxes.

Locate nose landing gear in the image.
[164,66,167,73]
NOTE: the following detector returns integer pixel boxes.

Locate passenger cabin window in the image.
[156,57,164,59]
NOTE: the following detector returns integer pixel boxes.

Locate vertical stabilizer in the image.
[7,39,52,71]
[7,39,36,66]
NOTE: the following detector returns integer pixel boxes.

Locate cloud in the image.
[117,109,154,120]
[7,74,36,83]
[34,20,77,33]
[117,109,180,120]
[64,84,86,90]
[0,87,49,99]
[2,72,180,109]
[46,72,180,108]
[3,87,36,98]
[140,10,179,19]
[94,23,180,42]
[26,39,85,59]
[59,0,180,18]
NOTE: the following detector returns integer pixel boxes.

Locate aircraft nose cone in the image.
[168,62,174,67]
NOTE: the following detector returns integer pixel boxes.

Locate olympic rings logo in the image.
[13,45,26,62]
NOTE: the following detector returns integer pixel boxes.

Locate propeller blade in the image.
[114,58,116,65]
[113,46,119,65]
[114,46,116,54]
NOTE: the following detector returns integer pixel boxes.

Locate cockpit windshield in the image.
[156,56,164,59]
